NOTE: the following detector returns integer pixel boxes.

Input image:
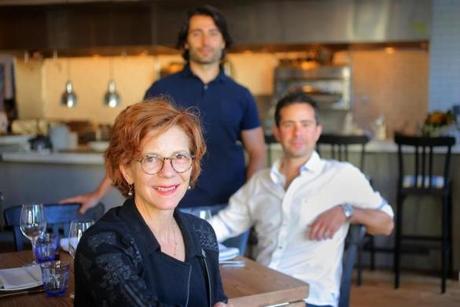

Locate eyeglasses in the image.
[137,152,193,175]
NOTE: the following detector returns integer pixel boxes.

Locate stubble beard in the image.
[189,48,223,65]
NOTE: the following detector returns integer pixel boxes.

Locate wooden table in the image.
[222,257,308,306]
[0,251,308,307]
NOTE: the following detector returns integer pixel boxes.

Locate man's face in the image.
[273,103,322,160]
[185,15,225,65]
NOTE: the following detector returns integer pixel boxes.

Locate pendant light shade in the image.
[61,80,77,108]
[104,79,121,108]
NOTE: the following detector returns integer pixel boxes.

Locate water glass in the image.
[20,203,47,262]
[68,220,94,259]
[191,208,212,220]
[40,260,70,297]
[35,233,59,264]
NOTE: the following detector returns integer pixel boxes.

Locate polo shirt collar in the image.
[270,151,324,186]
[182,64,227,83]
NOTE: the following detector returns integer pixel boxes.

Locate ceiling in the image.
[0,0,431,57]
[0,0,140,5]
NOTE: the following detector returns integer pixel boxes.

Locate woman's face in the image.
[121,125,192,212]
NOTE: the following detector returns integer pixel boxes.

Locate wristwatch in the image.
[341,203,354,220]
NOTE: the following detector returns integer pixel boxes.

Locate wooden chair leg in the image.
[441,192,449,293]
[394,195,403,289]
[448,189,454,278]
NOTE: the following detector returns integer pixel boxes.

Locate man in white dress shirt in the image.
[209,92,394,307]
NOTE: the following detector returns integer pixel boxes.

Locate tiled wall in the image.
[351,49,429,136]
[429,0,460,111]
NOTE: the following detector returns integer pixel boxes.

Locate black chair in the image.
[339,224,366,307]
[3,202,105,251]
[317,133,375,285]
[317,134,369,169]
[393,133,455,293]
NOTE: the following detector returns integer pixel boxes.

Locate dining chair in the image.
[316,133,375,285]
[317,133,369,169]
[3,202,105,251]
[393,133,455,293]
[339,224,366,307]
[180,203,250,256]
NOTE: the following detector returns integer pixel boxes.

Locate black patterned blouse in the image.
[74,198,227,307]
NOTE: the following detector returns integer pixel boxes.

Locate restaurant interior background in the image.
[1,0,460,278]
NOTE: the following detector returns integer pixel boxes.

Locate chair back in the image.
[317,134,369,170]
[339,224,366,307]
[3,202,105,251]
[394,133,455,191]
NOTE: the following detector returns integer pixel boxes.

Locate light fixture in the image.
[61,59,77,108]
[103,57,121,108]
[61,80,77,108]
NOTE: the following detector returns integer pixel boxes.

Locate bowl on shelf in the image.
[88,141,109,152]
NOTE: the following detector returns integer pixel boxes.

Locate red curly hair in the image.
[105,97,206,197]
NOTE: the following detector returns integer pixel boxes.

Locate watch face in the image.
[343,204,353,219]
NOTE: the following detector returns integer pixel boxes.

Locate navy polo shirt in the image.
[144,65,260,208]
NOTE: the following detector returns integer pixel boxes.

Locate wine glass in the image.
[20,203,47,263]
[191,208,212,221]
[68,220,94,259]
[68,220,94,299]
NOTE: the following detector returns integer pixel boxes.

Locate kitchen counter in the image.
[0,149,123,214]
[1,151,104,164]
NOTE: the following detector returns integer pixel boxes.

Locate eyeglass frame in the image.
[136,152,194,175]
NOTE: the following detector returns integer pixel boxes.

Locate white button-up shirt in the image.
[210,152,393,307]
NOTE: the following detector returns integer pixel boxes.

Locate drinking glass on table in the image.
[68,220,94,299]
[35,233,60,263]
[20,203,46,263]
[190,208,212,221]
[68,220,94,259]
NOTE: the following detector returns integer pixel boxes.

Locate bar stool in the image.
[393,133,455,293]
[316,133,375,286]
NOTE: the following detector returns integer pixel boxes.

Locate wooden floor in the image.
[350,270,460,307]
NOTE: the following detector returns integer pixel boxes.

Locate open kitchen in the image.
[1,1,460,306]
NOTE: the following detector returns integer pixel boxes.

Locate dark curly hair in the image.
[176,5,233,61]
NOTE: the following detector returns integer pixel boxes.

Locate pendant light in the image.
[103,57,121,107]
[61,59,77,108]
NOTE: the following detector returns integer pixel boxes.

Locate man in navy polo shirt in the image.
[61,5,266,212]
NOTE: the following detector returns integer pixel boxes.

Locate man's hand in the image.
[60,175,113,214]
[308,205,347,241]
[214,302,233,307]
[59,192,101,214]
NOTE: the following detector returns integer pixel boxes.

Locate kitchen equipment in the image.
[272,61,351,133]
[0,111,7,134]
[0,135,32,152]
[49,124,71,151]
[28,135,52,152]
